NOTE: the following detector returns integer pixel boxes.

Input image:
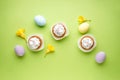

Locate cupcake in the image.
[27,34,44,51]
[78,34,96,52]
[51,23,69,40]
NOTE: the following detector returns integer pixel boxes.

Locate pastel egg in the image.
[79,22,89,34]
[14,45,25,56]
[95,52,106,64]
[34,15,46,26]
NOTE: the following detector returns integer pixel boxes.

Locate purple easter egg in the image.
[14,45,25,56]
[95,51,106,64]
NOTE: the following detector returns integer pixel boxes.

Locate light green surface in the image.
[0,0,120,80]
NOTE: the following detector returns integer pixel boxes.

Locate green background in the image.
[0,0,120,80]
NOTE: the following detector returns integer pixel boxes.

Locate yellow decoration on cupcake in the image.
[16,29,26,39]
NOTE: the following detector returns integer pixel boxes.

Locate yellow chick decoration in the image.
[45,44,55,57]
[16,29,26,39]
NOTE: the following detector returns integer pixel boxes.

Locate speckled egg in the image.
[95,51,106,64]
[79,22,90,34]
[14,45,25,56]
[34,15,46,26]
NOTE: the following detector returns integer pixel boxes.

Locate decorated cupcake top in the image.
[28,36,41,50]
[81,36,94,50]
[78,34,96,52]
[27,35,44,51]
[51,22,69,40]
[52,23,66,37]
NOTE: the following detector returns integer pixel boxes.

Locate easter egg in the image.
[95,51,106,64]
[34,15,46,26]
[79,22,89,34]
[14,45,25,56]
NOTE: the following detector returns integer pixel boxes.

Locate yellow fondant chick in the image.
[45,44,55,57]
[16,29,26,39]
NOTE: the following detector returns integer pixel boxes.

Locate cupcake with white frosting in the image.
[78,34,96,52]
[27,34,44,51]
[51,23,69,40]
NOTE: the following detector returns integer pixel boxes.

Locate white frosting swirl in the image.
[81,37,93,49]
[53,24,65,37]
[28,37,40,50]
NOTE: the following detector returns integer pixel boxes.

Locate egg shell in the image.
[79,22,89,34]
[95,51,106,64]
[14,45,25,56]
[34,15,46,26]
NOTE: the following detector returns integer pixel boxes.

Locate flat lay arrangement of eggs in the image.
[14,15,106,64]
[0,0,120,80]
[1,0,120,80]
